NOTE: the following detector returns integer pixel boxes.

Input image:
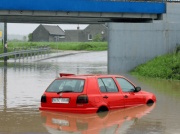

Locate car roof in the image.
[56,73,125,80]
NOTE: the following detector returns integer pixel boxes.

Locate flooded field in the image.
[0,51,180,134]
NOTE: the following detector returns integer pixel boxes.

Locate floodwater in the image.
[0,51,180,134]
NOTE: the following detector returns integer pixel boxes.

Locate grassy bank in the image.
[131,52,180,80]
[0,41,108,53]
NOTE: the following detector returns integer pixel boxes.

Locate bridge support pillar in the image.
[108,21,180,74]
[108,3,180,74]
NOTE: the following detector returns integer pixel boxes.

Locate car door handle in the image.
[103,95,108,99]
[124,95,128,98]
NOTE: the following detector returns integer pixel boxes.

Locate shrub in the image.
[131,53,180,80]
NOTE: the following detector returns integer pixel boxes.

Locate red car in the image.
[39,73,156,113]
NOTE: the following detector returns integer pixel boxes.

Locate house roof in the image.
[84,24,107,31]
[42,25,65,36]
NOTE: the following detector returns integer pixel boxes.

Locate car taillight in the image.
[41,94,47,103]
[76,95,88,104]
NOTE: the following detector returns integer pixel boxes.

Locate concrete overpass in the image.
[0,0,166,24]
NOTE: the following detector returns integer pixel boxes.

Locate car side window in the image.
[46,79,84,92]
[98,78,118,92]
[116,78,135,92]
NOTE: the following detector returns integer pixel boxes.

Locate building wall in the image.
[64,24,108,42]
[108,3,180,73]
[49,35,65,42]
[49,35,54,42]
[65,30,84,42]
[32,25,49,42]
[83,24,108,42]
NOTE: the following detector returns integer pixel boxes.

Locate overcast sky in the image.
[7,23,88,35]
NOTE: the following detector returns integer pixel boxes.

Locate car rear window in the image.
[46,79,85,93]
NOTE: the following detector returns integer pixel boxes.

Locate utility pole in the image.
[4,22,7,62]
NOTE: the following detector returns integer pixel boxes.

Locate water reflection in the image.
[0,108,48,133]
[3,62,7,111]
[41,104,155,134]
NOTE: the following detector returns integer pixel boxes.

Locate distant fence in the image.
[0,46,50,61]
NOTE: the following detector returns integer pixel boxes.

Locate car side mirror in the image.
[135,87,141,92]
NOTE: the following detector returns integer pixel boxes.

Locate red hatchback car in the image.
[39,73,156,114]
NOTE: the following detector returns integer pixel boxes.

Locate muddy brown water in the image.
[0,51,179,134]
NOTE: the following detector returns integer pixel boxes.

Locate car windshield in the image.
[46,79,85,93]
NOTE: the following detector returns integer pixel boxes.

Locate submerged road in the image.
[0,51,180,134]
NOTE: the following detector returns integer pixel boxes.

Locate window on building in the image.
[88,34,92,40]
[59,36,65,39]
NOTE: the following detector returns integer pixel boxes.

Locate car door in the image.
[98,78,125,110]
[115,77,143,107]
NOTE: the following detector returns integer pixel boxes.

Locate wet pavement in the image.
[0,51,180,134]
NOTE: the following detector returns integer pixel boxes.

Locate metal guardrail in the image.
[0,46,50,59]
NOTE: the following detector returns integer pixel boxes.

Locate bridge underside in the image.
[0,0,165,23]
[0,10,158,24]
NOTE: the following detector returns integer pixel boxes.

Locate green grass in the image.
[0,41,107,60]
[131,52,180,80]
[0,41,108,52]
[51,42,108,51]
[0,42,3,53]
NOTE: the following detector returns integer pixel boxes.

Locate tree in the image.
[28,33,33,42]
[93,34,103,42]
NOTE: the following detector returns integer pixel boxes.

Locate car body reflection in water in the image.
[41,103,155,134]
